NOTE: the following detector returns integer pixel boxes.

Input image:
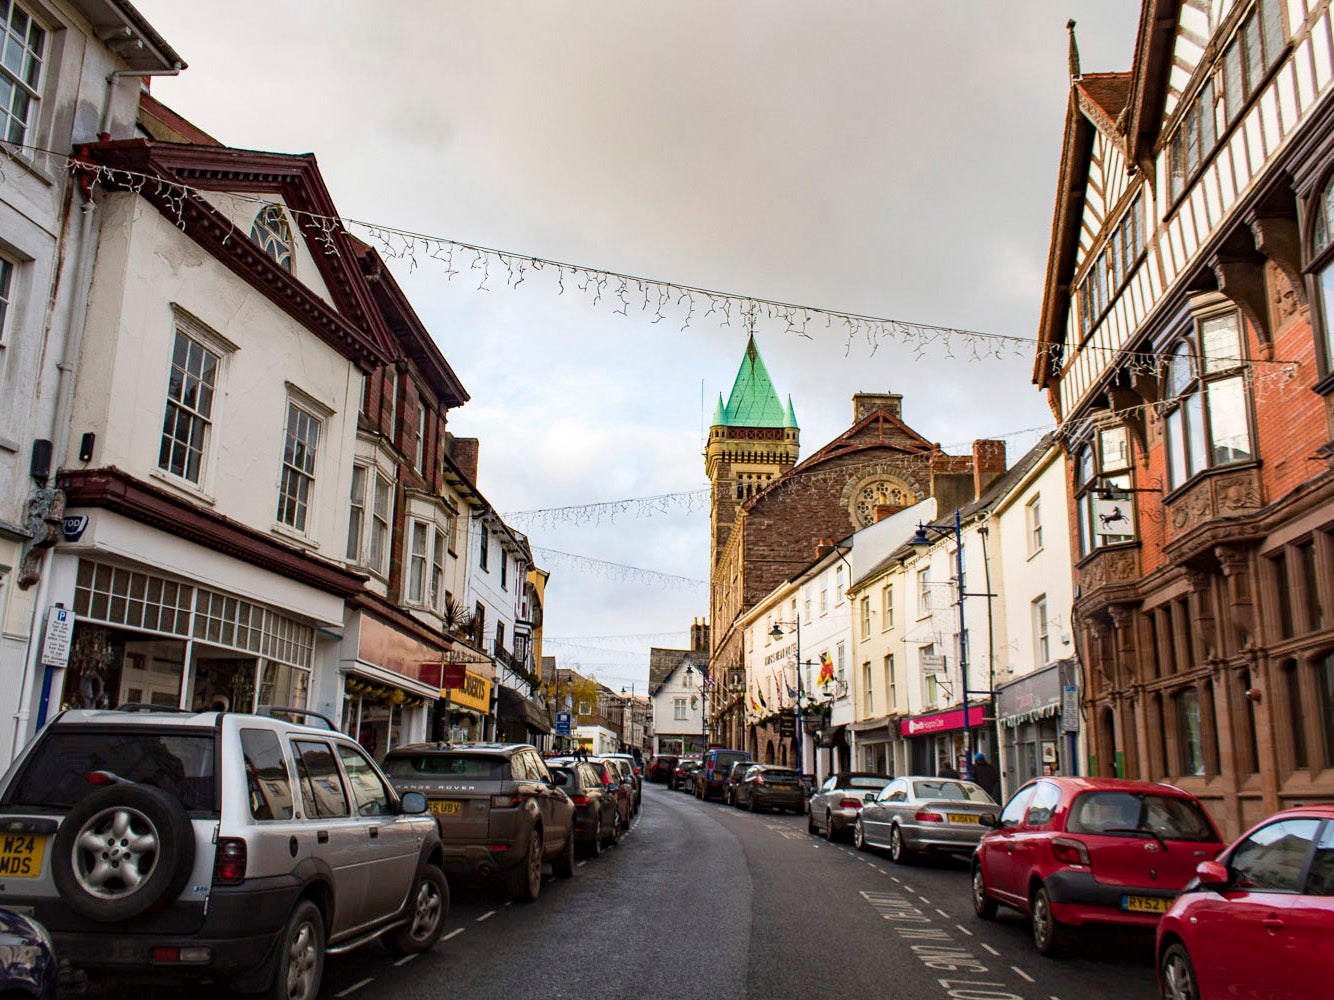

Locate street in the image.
[308,785,1156,1000]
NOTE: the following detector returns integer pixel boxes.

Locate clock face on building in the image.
[850,476,914,528]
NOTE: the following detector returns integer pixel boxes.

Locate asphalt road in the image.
[297,783,1158,1000]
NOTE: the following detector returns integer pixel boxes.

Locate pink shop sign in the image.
[901,705,986,738]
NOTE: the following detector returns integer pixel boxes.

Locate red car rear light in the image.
[914,810,944,823]
[570,793,589,806]
[213,837,247,885]
[840,798,864,810]
[491,793,523,808]
[1051,837,1091,866]
[755,775,766,785]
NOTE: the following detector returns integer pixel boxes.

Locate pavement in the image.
[145,783,1161,999]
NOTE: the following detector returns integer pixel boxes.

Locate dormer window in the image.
[250,205,293,272]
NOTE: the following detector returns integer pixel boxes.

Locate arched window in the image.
[1311,174,1334,372]
[1162,310,1253,490]
[250,205,294,272]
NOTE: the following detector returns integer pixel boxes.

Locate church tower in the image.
[705,335,799,569]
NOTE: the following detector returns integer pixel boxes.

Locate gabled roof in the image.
[718,335,790,428]
[1124,0,1184,170]
[73,140,397,372]
[1032,71,1133,389]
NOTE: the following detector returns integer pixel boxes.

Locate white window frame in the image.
[0,256,13,347]
[415,399,427,474]
[408,519,430,605]
[156,314,237,494]
[862,661,873,714]
[1033,594,1050,666]
[276,396,323,535]
[673,697,687,721]
[859,595,871,640]
[917,567,932,616]
[1026,494,1043,557]
[0,3,45,147]
[882,584,894,630]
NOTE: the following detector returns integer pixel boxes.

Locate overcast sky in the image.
[134,1,1141,692]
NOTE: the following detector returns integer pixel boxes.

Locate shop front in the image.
[901,704,989,777]
[996,662,1071,799]
[437,667,491,742]
[56,555,332,719]
[851,717,896,775]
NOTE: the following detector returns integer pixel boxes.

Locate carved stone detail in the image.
[1212,256,1272,354]
[1167,468,1263,538]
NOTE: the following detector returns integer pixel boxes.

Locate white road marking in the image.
[1012,966,1035,983]
[335,979,373,997]
[955,923,973,937]
[891,876,902,883]
[476,910,496,923]
[981,943,1000,957]
[504,901,514,907]
[441,928,464,942]
[918,895,931,904]
[577,861,588,868]
[392,954,418,967]
[935,908,950,919]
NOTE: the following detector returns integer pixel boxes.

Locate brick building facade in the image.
[1035,4,1334,837]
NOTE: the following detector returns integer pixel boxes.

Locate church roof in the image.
[719,335,792,428]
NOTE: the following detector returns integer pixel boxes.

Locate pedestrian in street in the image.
[937,759,960,779]
[972,752,1000,801]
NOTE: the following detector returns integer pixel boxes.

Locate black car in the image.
[734,765,806,813]
[724,762,761,806]
[549,762,622,856]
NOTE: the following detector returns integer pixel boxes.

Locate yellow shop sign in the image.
[445,670,491,714]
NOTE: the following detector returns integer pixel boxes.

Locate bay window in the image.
[1163,311,1254,491]
[1308,171,1334,376]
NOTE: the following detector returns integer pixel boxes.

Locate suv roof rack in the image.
[255,706,337,731]
[114,703,192,713]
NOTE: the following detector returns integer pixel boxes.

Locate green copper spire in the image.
[719,335,787,427]
[783,394,798,429]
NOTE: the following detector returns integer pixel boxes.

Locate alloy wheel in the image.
[853,818,865,850]
[593,815,603,855]
[1161,945,1199,1000]
[408,878,443,942]
[890,826,904,862]
[72,806,160,899]
[284,916,320,1000]
[525,834,542,898]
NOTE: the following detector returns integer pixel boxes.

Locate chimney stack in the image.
[852,392,903,423]
[690,618,710,653]
[446,434,480,484]
[815,538,836,559]
[972,439,1007,499]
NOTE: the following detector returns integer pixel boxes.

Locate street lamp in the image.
[684,664,710,753]
[769,619,803,778]
[911,508,976,781]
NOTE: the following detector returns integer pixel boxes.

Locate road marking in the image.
[335,979,373,997]
[892,876,902,883]
[981,943,1000,957]
[918,895,931,904]
[1012,966,1035,983]
[441,928,464,942]
[577,861,588,868]
[504,901,514,907]
[392,954,418,968]
[955,923,973,937]
[935,908,951,919]
[476,910,496,923]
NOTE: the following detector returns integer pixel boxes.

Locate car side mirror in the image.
[978,813,999,828]
[864,792,877,803]
[400,791,428,815]
[1194,860,1229,890]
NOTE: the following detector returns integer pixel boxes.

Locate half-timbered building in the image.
[1036,1,1334,836]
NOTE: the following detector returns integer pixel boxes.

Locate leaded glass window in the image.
[250,205,294,272]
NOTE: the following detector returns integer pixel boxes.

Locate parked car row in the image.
[0,705,633,1000]
[680,751,1333,997]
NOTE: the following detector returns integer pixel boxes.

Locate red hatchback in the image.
[1156,805,1334,1000]
[971,776,1224,957]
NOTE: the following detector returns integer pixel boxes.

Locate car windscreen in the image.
[6,729,217,813]
[1066,791,1218,841]
[843,776,891,790]
[382,754,508,780]
[911,780,993,803]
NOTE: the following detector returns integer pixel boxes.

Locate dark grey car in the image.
[549,763,621,856]
[734,765,805,813]
[383,743,576,902]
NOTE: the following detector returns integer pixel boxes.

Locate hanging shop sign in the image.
[1091,498,1135,537]
[900,704,985,738]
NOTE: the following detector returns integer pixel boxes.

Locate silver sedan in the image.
[854,776,997,863]
[807,772,892,841]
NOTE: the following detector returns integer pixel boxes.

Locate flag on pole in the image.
[758,685,768,710]
[817,652,834,687]
[749,688,762,713]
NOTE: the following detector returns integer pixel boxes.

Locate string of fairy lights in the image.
[1,144,1310,595]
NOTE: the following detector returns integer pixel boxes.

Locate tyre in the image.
[1032,886,1074,958]
[824,813,836,842]
[51,783,196,923]
[853,817,868,852]
[551,830,575,879]
[588,814,604,857]
[972,865,997,920]
[609,810,623,846]
[266,900,325,1000]
[808,809,818,835]
[385,865,448,955]
[506,831,543,903]
[1159,942,1200,1000]
[889,825,913,865]
[748,795,758,813]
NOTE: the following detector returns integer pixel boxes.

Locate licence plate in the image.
[0,833,46,878]
[429,800,463,817]
[1121,894,1171,913]
[947,813,980,824]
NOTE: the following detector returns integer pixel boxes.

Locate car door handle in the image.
[317,830,329,844]
[1262,916,1284,932]
[369,826,379,839]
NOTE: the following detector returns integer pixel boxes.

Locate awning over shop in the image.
[497,685,552,734]
[850,715,894,734]
[901,704,985,738]
[817,725,848,748]
[996,663,1064,728]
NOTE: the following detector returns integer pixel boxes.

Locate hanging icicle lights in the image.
[52,149,1304,378]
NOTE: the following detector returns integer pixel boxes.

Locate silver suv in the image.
[0,707,447,999]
